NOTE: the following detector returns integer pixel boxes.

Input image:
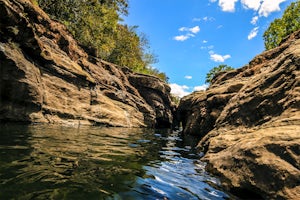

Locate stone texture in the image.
[177,30,300,199]
[0,0,172,127]
[128,73,173,128]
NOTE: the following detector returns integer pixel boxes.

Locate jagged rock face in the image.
[0,0,173,127]
[128,73,173,128]
[177,30,300,199]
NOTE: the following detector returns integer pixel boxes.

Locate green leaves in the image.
[37,0,168,82]
[263,1,300,50]
[205,64,234,84]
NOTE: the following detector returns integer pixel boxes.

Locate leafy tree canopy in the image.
[205,64,234,84]
[263,1,300,50]
[37,0,168,82]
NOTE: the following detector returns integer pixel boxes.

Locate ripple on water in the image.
[0,125,232,199]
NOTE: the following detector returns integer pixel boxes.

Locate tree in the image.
[37,0,168,82]
[205,64,234,84]
[263,1,300,50]
[107,25,145,71]
[38,0,125,58]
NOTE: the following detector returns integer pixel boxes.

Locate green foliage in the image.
[263,1,300,50]
[205,64,234,84]
[37,0,168,82]
[107,25,145,71]
[171,95,180,105]
[38,0,121,58]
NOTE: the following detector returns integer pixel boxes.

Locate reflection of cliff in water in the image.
[0,125,165,199]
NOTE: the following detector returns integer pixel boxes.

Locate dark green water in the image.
[0,124,231,200]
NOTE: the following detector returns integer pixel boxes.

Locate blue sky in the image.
[124,0,296,97]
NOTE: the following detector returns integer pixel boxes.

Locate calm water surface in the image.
[0,124,232,199]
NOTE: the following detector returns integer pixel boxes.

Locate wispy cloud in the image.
[193,16,215,22]
[179,26,200,34]
[174,26,200,41]
[251,16,259,25]
[184,75,193,80]
[203,16,215,22]
[192,18,201,22]
[248,27,259,40]
[170,83,190,98]
[209,51,231,62]
[217,25,223,29]
[201,45,214,50]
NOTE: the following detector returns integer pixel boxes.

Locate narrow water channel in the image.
[0,124,232,199]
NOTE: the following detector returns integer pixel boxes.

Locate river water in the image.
[0,124,232,200]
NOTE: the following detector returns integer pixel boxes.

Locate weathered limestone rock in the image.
[177,30,300,199]
[0,0,172,127]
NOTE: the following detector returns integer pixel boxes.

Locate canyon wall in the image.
[0,0,173,128]
[177,30,300,199]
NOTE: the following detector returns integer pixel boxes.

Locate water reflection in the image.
[0,124,231,199]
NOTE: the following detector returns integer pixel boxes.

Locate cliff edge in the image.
[177,30,300,199]
[0,0,173,128]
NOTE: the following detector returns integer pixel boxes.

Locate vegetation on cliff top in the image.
[205,64,234,84]
[37,0,168,82]
[263,0,300,50]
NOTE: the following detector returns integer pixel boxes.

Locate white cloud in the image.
[259,0,287,17]
[184,75,193,80]
[218,0,239,12]
[189,26,200,34]
[179,27,187,32]
[170,83,190,98]
[194,84,209,91]
[203,40,208,43]
[174,35,190,41]
[241,0,261,10]
[174,26,200,41]
[209,51,231,62]
[179,26,200,34]
[251,16,259,25]
[211,0,287,17]
[248,27,259,40]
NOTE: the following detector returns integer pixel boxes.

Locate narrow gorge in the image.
[0,0,299,199]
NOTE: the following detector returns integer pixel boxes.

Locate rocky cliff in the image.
[0,0,173,128]
[177,30,300,199]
